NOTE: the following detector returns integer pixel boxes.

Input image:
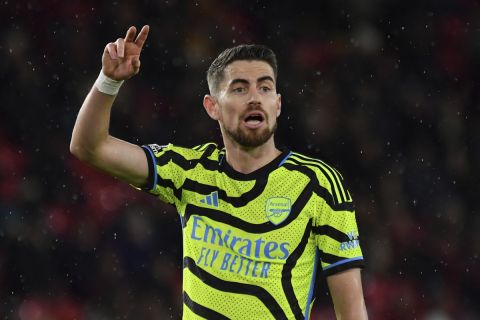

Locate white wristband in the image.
[94,70,124,96]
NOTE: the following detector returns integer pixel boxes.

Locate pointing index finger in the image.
[135,25,150,49]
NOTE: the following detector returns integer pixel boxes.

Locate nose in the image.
[247,86,261,105]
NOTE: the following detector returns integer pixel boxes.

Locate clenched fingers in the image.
[105,42,119,59]
[115,38,125,58]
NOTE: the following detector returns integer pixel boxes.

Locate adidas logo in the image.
[200,191,219,207]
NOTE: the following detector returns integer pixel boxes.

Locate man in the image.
[70,25,368,319]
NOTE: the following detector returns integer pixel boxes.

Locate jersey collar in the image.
[219,147,291,181]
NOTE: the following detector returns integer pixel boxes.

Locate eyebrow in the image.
[229,76,275,87]
[257,76,275,84]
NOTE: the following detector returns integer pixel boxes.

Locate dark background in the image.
[1,0,479,319]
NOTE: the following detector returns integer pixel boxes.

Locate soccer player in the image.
[70,25,368,319]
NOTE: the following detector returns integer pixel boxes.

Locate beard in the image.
[223,120,277,148]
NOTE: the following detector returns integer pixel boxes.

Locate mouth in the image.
[243,111,265,128]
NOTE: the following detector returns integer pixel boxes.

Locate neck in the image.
[223,137,282,174]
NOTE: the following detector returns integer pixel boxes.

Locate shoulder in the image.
[284,151,345,180]
[144,142,222,161]
[284,151,352,203]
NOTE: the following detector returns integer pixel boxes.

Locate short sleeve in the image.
[139,143,184,205]
[313,170,364,277]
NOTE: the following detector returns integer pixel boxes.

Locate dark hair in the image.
[207,44,278,95]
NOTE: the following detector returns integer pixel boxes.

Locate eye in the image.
[260,86,272,92]
[232,87,246,93]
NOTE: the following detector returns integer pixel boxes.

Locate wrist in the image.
[94,70,124,96]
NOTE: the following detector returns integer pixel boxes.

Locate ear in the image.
[276,93,282,117]
[203,94,220,120]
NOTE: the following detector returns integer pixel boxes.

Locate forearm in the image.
[333,297,368,320]
[327,268,368,320]
[69,25,150,186]
[70,86,116,162]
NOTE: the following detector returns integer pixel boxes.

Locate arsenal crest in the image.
[265,197,291,225]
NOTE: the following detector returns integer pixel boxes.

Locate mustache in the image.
[241,104,268,119]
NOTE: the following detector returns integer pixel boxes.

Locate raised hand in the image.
[102,25,150,80]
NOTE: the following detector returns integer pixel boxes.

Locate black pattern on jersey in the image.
[184,177,269,207]
[283,163,354,212]
[183,291,230,320]
[192,143,216,152]
[312,225,352,243]
[155,175,269,206]
[286,157,343,205]
[156,145,219,171]
[281,220,313,320]
[182,182,312,233]
[318,250,349,265]
[154,175,181,200]
[184,257,288,320]
[314,223,361,268]
[154,146,274,206]
[289,153,351,203]
[322,258,365,277]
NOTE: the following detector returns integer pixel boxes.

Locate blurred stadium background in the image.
[1,0,479,319]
